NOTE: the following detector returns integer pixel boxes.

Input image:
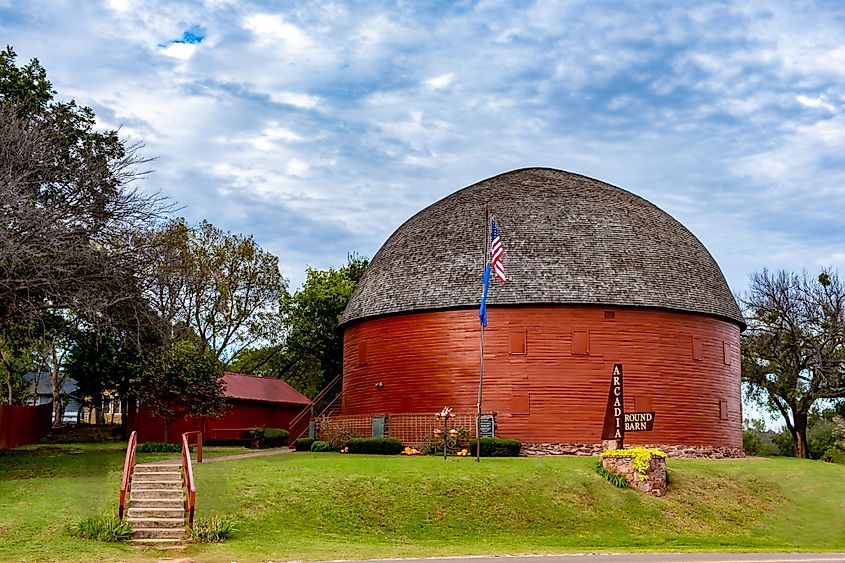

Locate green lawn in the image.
[1,444,844,562]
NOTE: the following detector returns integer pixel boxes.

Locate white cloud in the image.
[424,73,455,91]
[243,13,313,50]
[159,42,197,60]
[796,95,836,112]
[268,91,320,109]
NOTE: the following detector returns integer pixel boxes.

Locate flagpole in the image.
[477,206,489,463]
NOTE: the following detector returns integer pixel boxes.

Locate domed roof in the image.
[341,168,743,327]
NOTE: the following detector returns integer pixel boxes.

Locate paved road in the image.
[320,555,845,563]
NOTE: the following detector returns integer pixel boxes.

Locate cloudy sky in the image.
[2,0,844,293]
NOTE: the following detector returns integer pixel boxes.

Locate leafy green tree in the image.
[269,254,368,398]
[143,219,286,363]
[0,327,36,405]
[137,340,226,442]
[741,270,845,458]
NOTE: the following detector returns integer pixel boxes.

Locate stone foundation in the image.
[602,455,667,496]
[521,443,744,459]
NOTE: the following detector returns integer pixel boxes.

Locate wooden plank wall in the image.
[342,305,742,449]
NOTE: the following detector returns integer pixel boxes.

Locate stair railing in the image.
[183,430,203,463]
[181,432,197,528]
[118,430,137,519]
[288,373,343,444]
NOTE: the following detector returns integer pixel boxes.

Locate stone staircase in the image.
[127,463,186,546]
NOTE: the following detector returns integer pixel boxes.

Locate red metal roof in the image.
[222,372,311,406]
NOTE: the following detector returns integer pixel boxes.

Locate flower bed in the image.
[600,447,667,496]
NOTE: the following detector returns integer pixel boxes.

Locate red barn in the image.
[338,168,746,457]
[129,372,311,444]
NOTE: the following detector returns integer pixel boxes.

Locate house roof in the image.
[222,372,311,406]
[341,168,744,328]
[24,372,78,396]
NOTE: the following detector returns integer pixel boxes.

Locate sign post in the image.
[601,363,657,450]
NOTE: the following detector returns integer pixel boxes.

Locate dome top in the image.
[341,168,743,327]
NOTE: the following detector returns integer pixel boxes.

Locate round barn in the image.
[339,168,745,456]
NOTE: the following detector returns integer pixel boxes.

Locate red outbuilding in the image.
[338,168,746,457]
[128,372,311,444]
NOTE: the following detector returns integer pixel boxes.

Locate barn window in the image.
[604,310,615,320]
[358,340,368,366]
[512,392,530,415]
[692,337,703,361]
[509,330,526,355]
[719,399,728,420]
[572,331,589,355]
[723,342,731,366]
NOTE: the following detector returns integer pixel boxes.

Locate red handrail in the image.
[181,433,197,528]
[119,430,137,519]
[183,430,203,463]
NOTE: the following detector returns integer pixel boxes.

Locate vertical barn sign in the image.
[601,364,624,442]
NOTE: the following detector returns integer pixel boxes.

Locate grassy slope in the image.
[0,446,844,562]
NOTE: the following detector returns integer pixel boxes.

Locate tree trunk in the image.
[792,410,809,458]
[49,340,62,427]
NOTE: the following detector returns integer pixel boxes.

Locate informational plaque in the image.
[624,412,656,432]
[478,415,496,438]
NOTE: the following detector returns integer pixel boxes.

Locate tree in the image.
[741,269,845,458]
[265,254,368,397]
[142,219,286,363]
[0,46,168,331]
[137,340,226,442]
[0,325,36,405]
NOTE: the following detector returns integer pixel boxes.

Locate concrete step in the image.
[137,463,180,472]
[131,527,185,540]
[134,471,181,482]
[127,517,185,529]
[129,498,183,509]
[130,488,184,500]
[132,480,182,490]
[129,538,183,547]
[127,507,185,519]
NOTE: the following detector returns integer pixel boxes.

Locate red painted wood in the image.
[0,402,52,449]
[342,306,742,449]
[132,400,304,444]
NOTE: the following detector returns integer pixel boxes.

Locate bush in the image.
[743,430,767,456]
[295,437,315,451]
[189,515,237,543]
[248,427,288,449]
[310,440,333,452]
[69,513,132,542]
[823,445,845,464]
[346,437,404,455]
[469,437,521,457]
[137,442,181,453]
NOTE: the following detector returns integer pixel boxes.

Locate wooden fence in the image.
[0,401,53,449]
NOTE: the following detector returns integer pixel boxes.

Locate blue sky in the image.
[1,0,844,296]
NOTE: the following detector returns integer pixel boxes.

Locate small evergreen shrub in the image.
[468,437,522,457]
[248,427,289,448]
[69,513,132,542]
[295,437,315,451]
[346,437,404,455]
[594,460,629,488]
[137,442,181,453]
[310,440,333,452]
[189,515,237,543]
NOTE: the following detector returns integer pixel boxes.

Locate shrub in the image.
[295,437,315,451]
[311,440,333,452]
[743,430,767,456]
[189,515,237,543]
[468,437,522,457]
[319,416,357,451]
[602,447,667,477]
[594,460,628,488]
[69,513,132,542]
[823,445,845,464]
[346,437,404,455]
[248,427,289,449]
[137,442,181,453]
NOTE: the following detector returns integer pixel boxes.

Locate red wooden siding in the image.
[0,402,52,449]
[131,400,305,444]
[342,306,742,449]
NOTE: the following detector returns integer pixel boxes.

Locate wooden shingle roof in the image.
[341,168,743,327]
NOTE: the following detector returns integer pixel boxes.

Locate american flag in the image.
[491,218,506,283]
